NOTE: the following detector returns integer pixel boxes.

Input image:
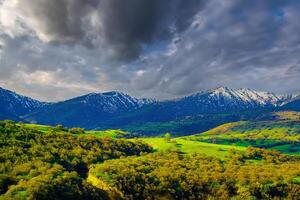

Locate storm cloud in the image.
[0,0,300,101]
[1,0,204,60]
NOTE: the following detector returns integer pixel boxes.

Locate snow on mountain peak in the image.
[73,91,154,114]
[190,87,292,108]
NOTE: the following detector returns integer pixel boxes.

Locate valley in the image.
[1,119,299,199]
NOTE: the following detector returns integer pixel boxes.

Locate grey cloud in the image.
[9,0,205,61]
[1,0,300,101]
[0,35,111,101]
[129,0,300,98]
[286,61,300,75]
[17,0,99,43]
[97,0,205,60]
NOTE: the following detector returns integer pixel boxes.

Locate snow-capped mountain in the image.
[0,87,46,120]
[281,94,300,111]
[63,91,155,113]
[122,87,294,123]
[1,86,300,130]
[24,91,155,128]
[183,87,292,109]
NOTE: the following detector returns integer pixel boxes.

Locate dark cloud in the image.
[11,0,205,60]
[99,0,205,60]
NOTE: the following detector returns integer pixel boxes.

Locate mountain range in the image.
[0,86,299,135]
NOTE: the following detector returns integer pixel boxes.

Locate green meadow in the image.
[21,123,53,132]
[20,111,300,156]
[21,123,128,138]
[182,114,300,155]
[138,137,246,159]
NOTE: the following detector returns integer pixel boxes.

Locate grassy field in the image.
[81,130,127,138]
[183,114,300,154]
[19,112,300,156]
[19,122,248,159]
[22,123,53,132]
[139,138,246,159]
[21,123,127,138]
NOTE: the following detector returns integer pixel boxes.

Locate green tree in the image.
[164,132,171,142]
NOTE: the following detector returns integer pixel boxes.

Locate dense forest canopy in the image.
[1,120,300,199]
[91,150,300,200]
[0,120,152,199]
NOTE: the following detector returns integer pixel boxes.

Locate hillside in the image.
[282,96,300,111]
[0,120,152,199]
[23,123,129,138]
[24,92,154,128]
[1,120,300,199]
[138,138,246,158]
[184,112,300,154]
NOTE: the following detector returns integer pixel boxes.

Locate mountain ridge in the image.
[1,86,300,134]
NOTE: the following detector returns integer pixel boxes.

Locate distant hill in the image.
[1,86,300,135]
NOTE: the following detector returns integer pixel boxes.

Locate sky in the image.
[0,0,300,102]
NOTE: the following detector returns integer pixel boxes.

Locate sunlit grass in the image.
[20,123,52,133]
[83,130,127,138]
[139,138,246,159]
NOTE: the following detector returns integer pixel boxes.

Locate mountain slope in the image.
[181,87,293,109]
[25,91,154,128]
[24,87,296,131]
[2,86,300,134]
[281,95,300,111]
[112,87,291,123]
[0,87,46,120]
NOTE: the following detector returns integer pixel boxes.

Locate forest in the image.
[91,149,300,199]
[0,120,152,199]
[0,120,300,200]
